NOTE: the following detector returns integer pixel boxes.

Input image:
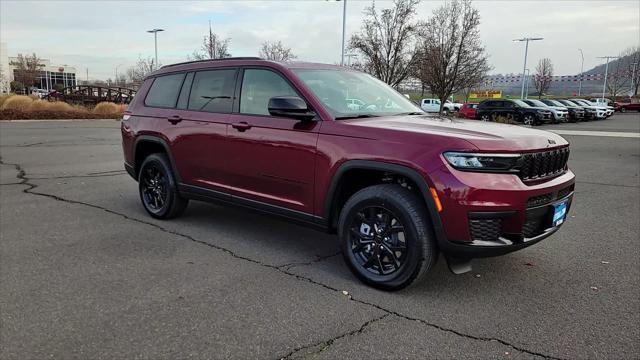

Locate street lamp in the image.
[514,37,543,99]
[115,63,125,87]
[631,62,638,97]
[327,0,347,65]
[147,28,164,71]
[597,55,619,100]
[578,49,584,96]
[524,69,530,99]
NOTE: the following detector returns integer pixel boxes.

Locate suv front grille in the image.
[469,218,502,242]
[519,148,570,181]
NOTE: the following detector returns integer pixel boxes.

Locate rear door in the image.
[163,68,238,193]
[224,67,320,214]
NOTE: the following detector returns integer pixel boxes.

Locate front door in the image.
[225,68,320,214]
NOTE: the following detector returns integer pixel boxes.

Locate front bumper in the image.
[428,165,575,258]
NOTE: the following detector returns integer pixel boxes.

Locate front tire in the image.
[522,113,536,126]
[338,184,438,291]
[138,153,188,219]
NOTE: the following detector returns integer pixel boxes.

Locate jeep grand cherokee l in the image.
[121,58,575,291]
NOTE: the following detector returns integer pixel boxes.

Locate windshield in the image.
[292,69,422,118]
[527,99,548,107]
[512,99,531,107]
[557,100,572,106]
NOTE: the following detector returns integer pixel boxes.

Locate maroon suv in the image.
[121,58,575,290]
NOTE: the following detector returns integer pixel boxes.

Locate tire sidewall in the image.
[338,188,432,290]
[138,154,178,218]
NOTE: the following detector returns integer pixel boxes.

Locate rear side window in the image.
[188,69,237,113]
[144,73,186,108]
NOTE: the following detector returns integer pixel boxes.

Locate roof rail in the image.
[160,57,263,69]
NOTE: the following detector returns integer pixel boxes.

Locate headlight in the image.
[443,152,521,172]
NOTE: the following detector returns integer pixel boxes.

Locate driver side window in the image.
[240,69,298,116]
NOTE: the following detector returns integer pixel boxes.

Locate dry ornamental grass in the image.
[0,94,126,120]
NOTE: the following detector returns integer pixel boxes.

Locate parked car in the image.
[475,99,552,125]
[420,98,455,114]
[445,100,463,111]
[571,99,611,119]
[550,99,586,122]
[522,99,569,123]
[458,102,478,119]
[121,58,575,290]
[614,99,640,112]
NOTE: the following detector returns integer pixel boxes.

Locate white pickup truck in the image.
[420,98,457,114]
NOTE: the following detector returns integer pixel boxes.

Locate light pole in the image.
[115,63,125,87]
[327,0,347,65]
[578,49,584,96]
[514,37,543,99]
[147,28,164,70]
[597,55,619,100]
[631,62,638,97]
[524,69,530,99]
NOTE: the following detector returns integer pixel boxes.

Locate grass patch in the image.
[0,94,126,120]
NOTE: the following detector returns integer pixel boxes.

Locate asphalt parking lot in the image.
[1,114,638,359]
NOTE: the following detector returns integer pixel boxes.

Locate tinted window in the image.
[240,69,298,116]
[188,69,236,112]
[176,72,194,109]
[145,73,186,108]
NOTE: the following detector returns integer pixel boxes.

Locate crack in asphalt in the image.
[279,314,390,359]
[0,156,565,360]
[277,251,341,270]
[1,141,120,148]
[29,172,127,180]
[576,180,639,189]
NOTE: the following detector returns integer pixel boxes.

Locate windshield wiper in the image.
[334,114,381,120]
[394,112,424,116]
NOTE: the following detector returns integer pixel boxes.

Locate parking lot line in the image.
[549,130,640,138]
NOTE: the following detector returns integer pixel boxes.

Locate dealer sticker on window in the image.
[552,201,568,227]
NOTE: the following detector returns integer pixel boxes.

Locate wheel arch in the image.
[323,160,447,245]
[133,135,181,182]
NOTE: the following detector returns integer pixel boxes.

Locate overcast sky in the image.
[1,0,638,81]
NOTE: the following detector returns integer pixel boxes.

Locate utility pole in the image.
[147,28,165,70]
[514,37,544,99]
[578,48,584,96]
[597,56,619,100]
[341,0,347,66]
[631,62,638,97]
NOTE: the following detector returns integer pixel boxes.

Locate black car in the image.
[475,99,552,126]
[545,99,586,122]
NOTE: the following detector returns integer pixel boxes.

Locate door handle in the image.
[168,115,182,125]
[231,122,252,132]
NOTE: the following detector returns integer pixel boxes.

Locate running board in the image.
[446,256,472,275]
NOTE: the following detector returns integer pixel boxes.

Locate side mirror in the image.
[268,96,316,121]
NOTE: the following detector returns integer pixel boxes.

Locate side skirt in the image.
[177,183,329,232]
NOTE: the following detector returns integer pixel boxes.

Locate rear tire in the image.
[338,184,438,291]
[620,107,626,113]
[480,113,491,121]
[138,153,188,219]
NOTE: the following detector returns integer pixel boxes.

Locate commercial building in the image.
[0,42,10,93]
[1,42,78,92]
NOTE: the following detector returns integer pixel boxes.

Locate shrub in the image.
[2,95,33,111]
[47,101,74,112]
[0,94,14,109]
[28,100,50,111]
[93,102,120,115]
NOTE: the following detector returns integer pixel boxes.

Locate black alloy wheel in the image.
[348,206,407,276]
[138,153,188,219]
[339,184,437,291]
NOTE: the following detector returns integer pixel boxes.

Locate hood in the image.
[340,115,569,152]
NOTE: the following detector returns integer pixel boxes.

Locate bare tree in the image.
[348,0,421,87]
[191,21,231,60]
[533,58,553,98]
[126,56,156,86]
[415,0,490,113]
[259,41,296,61]
[620,46,639,96]
[606,57,631,98]
[9,53,44,91]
